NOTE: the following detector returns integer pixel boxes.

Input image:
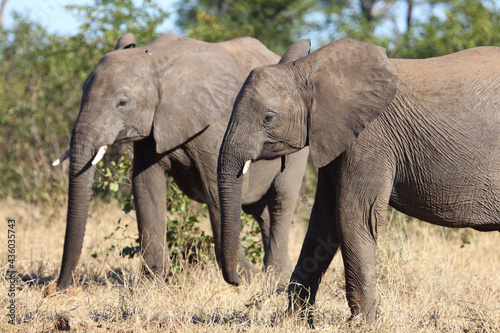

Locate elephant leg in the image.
[250,205,288,287]
[253,206,271,257]
[132,139,168,277]
[245,192,297,287]
[336,156,393,322]
[287,166,340,326]
[263,148,309,286]
[260,199,294,287]
[338,197,387,322]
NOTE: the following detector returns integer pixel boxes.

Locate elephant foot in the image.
[346,311,378,329]
[347,299,377,324]
[236,260,261,284]
[140,258,170,284]
[271,302,315,328]
[232,247,260,284]
[141,264,168,279]
[43,283,75,297]
[263,267,292,291]
[272,306,313,328]
[347,313,366,327]
[286,281,315,328]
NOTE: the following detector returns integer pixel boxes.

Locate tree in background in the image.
[0,16,85,201]
[396,0,500,58]
[176,0,316,54]
[0,0,168,203]
[313,0,500,57]
[67,0,168,49]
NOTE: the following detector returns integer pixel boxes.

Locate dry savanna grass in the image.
[0,196,499,332]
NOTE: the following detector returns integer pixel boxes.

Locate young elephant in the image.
[48,33,308,295]
[217,38,500,323]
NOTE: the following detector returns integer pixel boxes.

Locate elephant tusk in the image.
[242,160,252,175]
[92,145,108,165]
[52,149,70,166]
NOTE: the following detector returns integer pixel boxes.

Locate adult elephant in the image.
[217,38,500,324]
[48,33,308,295]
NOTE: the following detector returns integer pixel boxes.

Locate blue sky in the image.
[3,0,177,36]
[4,0,92,35]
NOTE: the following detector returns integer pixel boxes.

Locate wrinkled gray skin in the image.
[53,33,308,292]
[218,38,500,324]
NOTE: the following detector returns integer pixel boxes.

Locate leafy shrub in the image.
[164,182,214,272]
[240,213,263,265]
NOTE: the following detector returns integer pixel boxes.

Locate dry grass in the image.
[0,197,499,332]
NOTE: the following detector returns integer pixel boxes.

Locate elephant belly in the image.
[378,86,500,231]
[389,168,500,231]
[171,172,206,203]
[163,153,207,204]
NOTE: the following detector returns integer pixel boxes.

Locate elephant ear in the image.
[307,38,398,168]
[114,33,136,50]
[153,46,243,154]
[279,39,311,64]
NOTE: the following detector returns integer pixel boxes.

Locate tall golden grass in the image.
[1,197,499,332]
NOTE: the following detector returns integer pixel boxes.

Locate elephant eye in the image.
[263,113,275,125]
[117,100,128,108]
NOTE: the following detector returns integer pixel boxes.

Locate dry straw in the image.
[0,198,498,332]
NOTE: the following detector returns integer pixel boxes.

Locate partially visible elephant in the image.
[217,38,500,324]
[49,33,309,294]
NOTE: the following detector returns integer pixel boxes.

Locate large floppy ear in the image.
[307,38,398,168]
[114,33,136,50]
[279,39,311,64]
[153,43,243,154]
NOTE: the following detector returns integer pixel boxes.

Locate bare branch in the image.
[406,0,413,33]
[0,0,9,27]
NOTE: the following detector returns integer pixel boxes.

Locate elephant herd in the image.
[49,33,500,324]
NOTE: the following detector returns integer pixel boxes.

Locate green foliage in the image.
[313,1,499,55]
[67,0,168,49]
[0,1,167,204]
[0,15,92,202]
[312,0,392,47]
[394,0,500,58]
[176,0,317,54]
[164,181,214,271]
[93,144,134,203]
[240,212,264,265]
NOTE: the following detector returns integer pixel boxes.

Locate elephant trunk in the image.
[217,137,252,286]
[57,125,99,290]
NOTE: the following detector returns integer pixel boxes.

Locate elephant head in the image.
[218,38,398,285]
[54,33,242,290]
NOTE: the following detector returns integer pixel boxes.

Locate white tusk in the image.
[52,149,70,166]
[92,145,108,165]
[242,160,252,175]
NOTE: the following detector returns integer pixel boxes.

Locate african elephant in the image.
[49,33,308,294]
[217,38,500,324]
